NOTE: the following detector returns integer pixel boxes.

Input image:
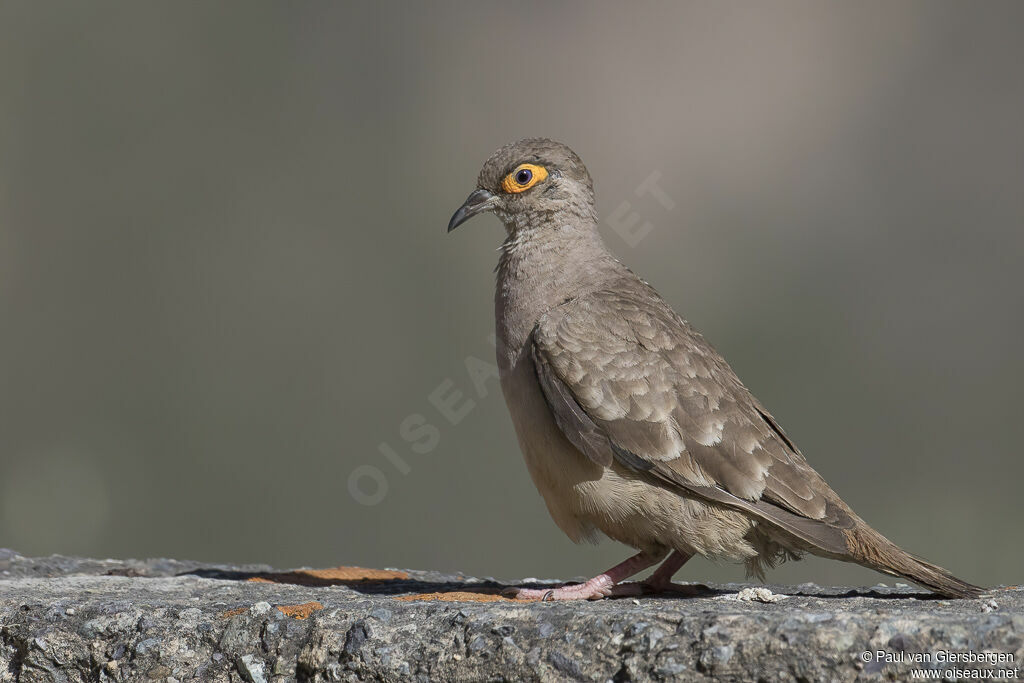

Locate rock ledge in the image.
[1,550,1020,682]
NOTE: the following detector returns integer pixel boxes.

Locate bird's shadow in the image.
[179,567,511,599]
[177,567,726,600]
[175,567,944,601]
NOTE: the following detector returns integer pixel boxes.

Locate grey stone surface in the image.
[0,549,1020,682]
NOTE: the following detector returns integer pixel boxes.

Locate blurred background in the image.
[1,1,1021,590]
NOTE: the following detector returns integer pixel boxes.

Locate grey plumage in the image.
[449,138,981,599]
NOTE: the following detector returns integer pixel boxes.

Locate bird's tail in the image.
[844,524,984,599]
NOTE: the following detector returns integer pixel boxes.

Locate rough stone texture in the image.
[0,549,1020,682]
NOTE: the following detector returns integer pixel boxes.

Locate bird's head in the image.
[447,138,596,234]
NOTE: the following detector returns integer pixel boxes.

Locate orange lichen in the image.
[302,567,408,581]
[276,601,324,619]
[220,607,248,618]
[243,566,409,588]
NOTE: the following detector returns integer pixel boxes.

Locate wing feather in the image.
[531,283,855,554]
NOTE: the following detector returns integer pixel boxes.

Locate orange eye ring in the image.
[502,164,548,193]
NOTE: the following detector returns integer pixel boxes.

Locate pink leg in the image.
[642,549,706,594]
[646,550,691,588]
[505,549,666,601]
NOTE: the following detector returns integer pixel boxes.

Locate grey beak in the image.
[448,189,496,232]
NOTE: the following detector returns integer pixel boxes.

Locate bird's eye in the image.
[502,164,548,194]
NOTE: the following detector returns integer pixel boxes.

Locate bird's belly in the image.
[500,352,758,561]
[500,355,604,542]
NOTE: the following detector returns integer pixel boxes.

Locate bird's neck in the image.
[495,219,624,366]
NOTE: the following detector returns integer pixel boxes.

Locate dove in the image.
[448,138,981,600]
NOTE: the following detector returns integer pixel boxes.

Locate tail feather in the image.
[844,524,984,599]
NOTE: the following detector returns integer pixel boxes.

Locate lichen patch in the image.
[276,601,324,619]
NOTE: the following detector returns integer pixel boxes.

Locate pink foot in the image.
[505,574,618,601]
[504,576,707,601]
[503,550,667,601]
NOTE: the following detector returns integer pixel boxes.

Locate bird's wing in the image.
[531,282,855,553]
